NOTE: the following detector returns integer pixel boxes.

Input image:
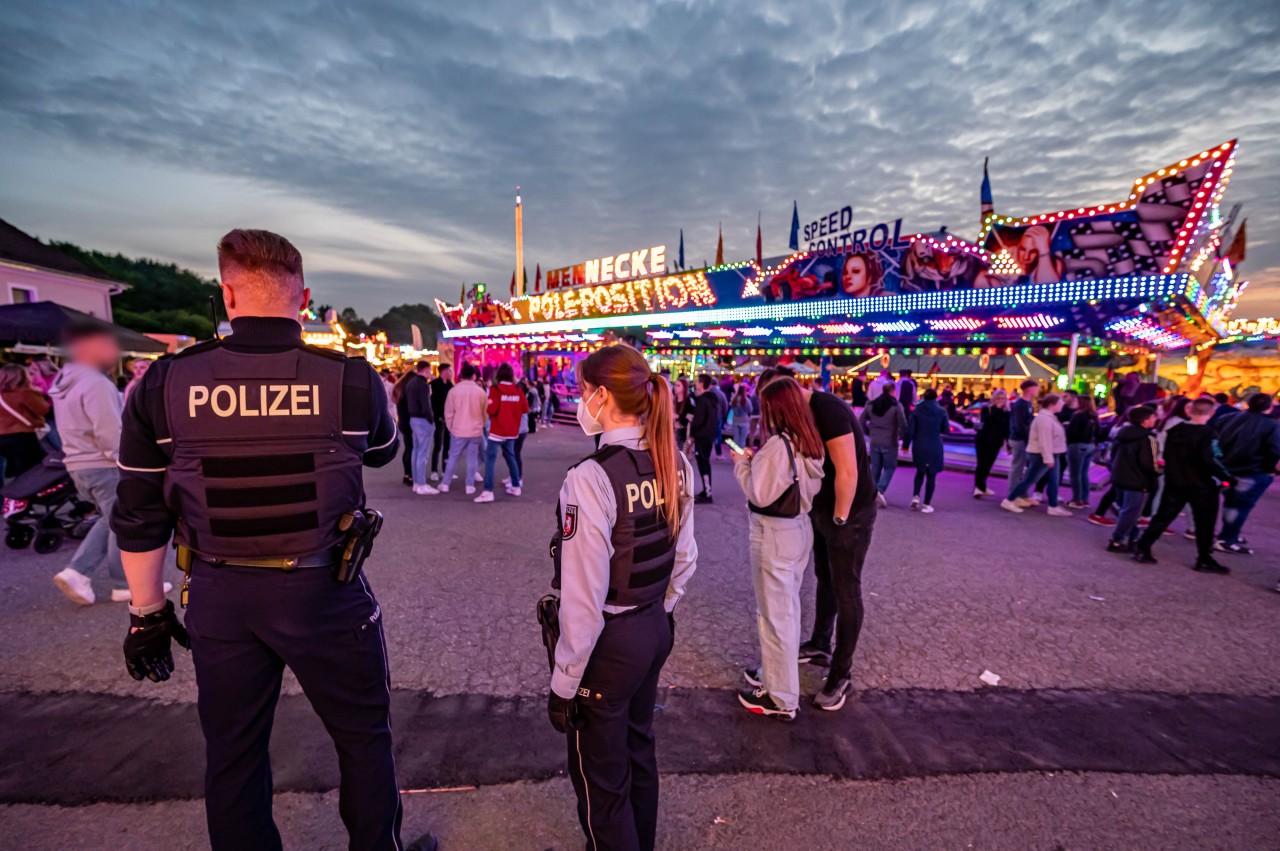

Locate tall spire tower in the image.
[514,187,525,298]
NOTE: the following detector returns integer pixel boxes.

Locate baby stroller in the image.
[2,448,96,554]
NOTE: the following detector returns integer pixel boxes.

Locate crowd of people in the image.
[382,359,543,503]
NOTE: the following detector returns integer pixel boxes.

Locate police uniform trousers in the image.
[185,561,403,851]
[567,600,673,851]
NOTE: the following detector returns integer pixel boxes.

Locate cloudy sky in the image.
[2,0,1277,318]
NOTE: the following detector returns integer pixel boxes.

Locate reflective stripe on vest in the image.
[162,344,363,559]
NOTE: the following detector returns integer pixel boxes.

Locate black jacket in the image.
[1162,422,1232,491]
[1009,397,1034,441]
[1217,411,1280,475]
[429,377,451,420]
[976,404,1010,446]
[404,373,433,422]
[1110,423,1159,492]
[1065,411,1098,445]
[690,392,721,440]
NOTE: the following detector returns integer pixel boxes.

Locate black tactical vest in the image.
[553,444,676,608]
[162,341,363,559]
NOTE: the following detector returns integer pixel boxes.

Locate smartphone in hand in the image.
[724,438,746,456]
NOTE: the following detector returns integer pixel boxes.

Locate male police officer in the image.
[112,229,435,851]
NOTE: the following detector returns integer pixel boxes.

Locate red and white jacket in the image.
[486,382,529,440]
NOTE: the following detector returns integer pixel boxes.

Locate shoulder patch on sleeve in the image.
[562,504,578,540]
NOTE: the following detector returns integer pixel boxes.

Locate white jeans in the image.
[748,512,813,711]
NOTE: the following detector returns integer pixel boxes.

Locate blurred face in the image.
[131,359,151,380]
[72,333,120,371]
[1024,384,1039,400]
[841,256,870,296]
[1141,414,1157,429]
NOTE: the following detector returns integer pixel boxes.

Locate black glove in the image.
[124,600,190,683]
[548,691,580,734]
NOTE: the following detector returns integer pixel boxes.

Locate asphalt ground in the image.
[1,424,1277,849]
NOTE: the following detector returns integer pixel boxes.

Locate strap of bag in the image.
[780,433,799,484]
[0,394,33,429]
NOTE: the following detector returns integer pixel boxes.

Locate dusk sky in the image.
[2,1,1277,318]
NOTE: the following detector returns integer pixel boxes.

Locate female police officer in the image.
[547,344,698,851]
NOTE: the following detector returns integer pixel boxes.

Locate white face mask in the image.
[577,387,605,436]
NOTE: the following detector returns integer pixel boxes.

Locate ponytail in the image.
[579,345,684,538]
[646,374,683,537]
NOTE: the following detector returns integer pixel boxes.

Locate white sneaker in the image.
[474,490,495,503]
[1000,499,1024,514]
[502,477,512,487]
[920,504,935,514]
[1014,497,1036,508]
[876,492,887,508]
[429,472,440,483]
[1029,496,1042,505]
[474,472,483,483]
[505,486,522,496]
[412,484,440,495]
[1047,506,1073,517]
[973,488,984,499]
[110,582,173,603]
[465,486,476,495]
[438,483,450,493]
[53,568,95,606]
[984,488,996,497]
[910,496,920,510]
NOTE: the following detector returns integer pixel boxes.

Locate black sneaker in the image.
[1131,548,1157,564]
[743,667,763,688]
[405,834,439,851]
[402,475,413,486]
[737,687,796,721]
[695,492,713,505]
[1215,540,1252,555]
[1193,557,1230,575]
[813,677,853,711]
[1105,540,1129,554]
[797,641,831,667]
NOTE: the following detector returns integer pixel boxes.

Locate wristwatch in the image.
[833,515,847,526]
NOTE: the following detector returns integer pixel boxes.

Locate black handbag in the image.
[748,434,802,519]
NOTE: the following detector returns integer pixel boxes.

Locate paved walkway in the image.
[1,425,1277,848]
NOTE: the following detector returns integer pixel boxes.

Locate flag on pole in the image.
[535,263,542,293]
[715,223,724,266]
[788,201,799,251]
[756,212,763,267]
[509,270,516,296]
[459,283,466,304]
[1224,219,1247,266]
[678,229,685,271]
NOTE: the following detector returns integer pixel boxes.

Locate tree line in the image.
[49,241,444,346]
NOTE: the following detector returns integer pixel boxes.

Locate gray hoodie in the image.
[48,363,122,471]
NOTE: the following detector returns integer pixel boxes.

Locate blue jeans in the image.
[1010,454,1059,506]
[1111,486,1147,544]
[440,435,481,487]
[869,444,898,494]
[1066,443,1095,505]
[1005,440,1028,498]
[484,437,520,491]
[1219,472,1273,544]
[731,422,750,451]
[409,417,434,487]
[68,467,126,589]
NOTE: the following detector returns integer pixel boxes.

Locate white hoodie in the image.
[48,363,122,471]
[733,432,825,514]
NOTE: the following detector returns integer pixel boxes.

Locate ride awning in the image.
[0,301,168,355]
[846,352,1058,380]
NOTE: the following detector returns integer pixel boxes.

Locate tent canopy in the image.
[0,301,168,354]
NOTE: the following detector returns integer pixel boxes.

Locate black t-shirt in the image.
[809,390,876,516]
